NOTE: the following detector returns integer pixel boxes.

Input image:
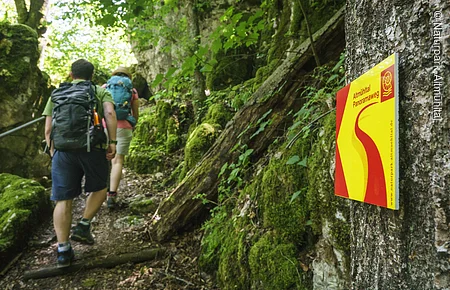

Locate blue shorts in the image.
[51,150,108,201]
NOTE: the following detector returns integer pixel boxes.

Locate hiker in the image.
[43,59,118,268]
[104,66,139,209]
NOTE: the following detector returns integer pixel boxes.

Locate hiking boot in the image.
[57,248,74,268]
[107,194,117,209]
[71,223,95,245]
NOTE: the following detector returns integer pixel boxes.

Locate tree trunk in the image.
[154,7,345,241]
[185,0,207,121]
[346,1,449,289]
[14,0,47,36]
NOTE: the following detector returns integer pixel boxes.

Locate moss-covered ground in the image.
[0,173,51,269]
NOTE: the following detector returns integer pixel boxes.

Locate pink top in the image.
[102,86,139,129]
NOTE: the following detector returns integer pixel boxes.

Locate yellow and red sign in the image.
[335,53,398,210]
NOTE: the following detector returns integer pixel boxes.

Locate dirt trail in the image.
[0,168,218,290]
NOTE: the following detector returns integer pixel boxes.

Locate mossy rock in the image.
[127,146,165,174]
[0,173,51,269]
[217,229,251,290]
[248,233,302,289]
[179,123,220,180]
[259,134,311,242]
[127,104,176,174]
[203,103,233,129]
[129,196,157,215]
[0,23,39,95]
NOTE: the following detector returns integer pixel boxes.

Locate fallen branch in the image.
[23,248,164,280]
[0,253,22,277]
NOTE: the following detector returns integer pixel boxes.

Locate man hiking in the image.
[43,59,117,267]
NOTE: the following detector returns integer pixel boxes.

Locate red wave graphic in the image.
[355,103,387,207]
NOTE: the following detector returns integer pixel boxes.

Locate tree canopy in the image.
[1,0,137,84]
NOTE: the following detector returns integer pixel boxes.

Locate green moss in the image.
[248,233,302,290]
[127,103,181,173]
[217,229,250,289]
[0,173,50,264]
[203,103,232,129]
[0,23,39,95]
[259,135,311,242]
[129,198,157,215]
[156,101,172,139]
[81,278,97,288]
[306,112,350,254]
[127,145,165,174]
[180,123,219,179]
[165,117,181,153]
[0,209,32,252]
[200,201,252,290]
[253,58,280,90]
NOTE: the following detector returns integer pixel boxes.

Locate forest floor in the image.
[0,167,219,290]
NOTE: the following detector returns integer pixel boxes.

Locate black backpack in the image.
[50,81,106,152]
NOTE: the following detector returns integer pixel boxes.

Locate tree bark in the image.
[154,7,345,241]
[13,0,47,36]
[346,1,450,289]
[185,0,207,121]
[23,248,163,280]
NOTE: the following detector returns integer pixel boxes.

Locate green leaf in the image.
[200,63,213,73]
[332,56,345,72]
[250,120,271,139]
[239,149,254,160]
[219,162,228,177]
[151,74,164,87]
[231,13,243,24]
[289,120,302,131]
[197,46,209,58]
[298,156,308,167]
[228,168,241,183]
[290,190,302,204]
[211,38,222,53]
[327,74,338,84]
[286,155,300,165]
[257,109,272,124]
[165,67,177,78]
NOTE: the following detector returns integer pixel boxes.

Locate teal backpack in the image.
[106,75,133,120]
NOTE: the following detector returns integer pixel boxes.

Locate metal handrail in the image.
[0,116,45,139]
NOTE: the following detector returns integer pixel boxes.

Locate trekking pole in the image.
[0,116,45,139]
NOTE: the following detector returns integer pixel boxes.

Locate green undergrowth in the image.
[199,55,348,289]
[127,100,185,174]
[0,173,51,269]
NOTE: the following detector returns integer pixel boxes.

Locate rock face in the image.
[0,22,51,178]
[346,1,450,289]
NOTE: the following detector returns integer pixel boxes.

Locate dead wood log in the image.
[154,7,346,241]
[23,248,163,280]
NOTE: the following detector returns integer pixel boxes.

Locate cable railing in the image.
[0,116,45,139]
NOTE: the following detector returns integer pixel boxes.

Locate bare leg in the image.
[83,188,107,219]
[53,200,73,243]
[109,154,125,192]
